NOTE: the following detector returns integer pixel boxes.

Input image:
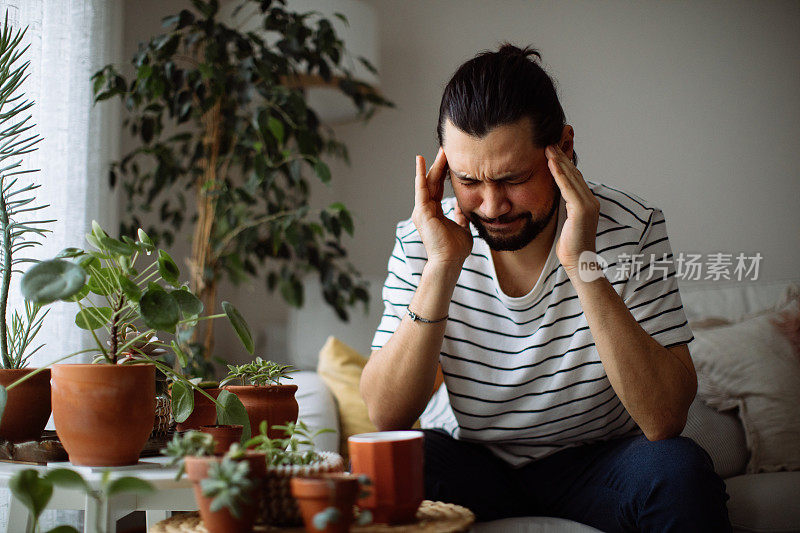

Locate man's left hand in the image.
[545,144,600,276]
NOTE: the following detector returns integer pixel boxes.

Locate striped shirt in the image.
[371,181,695,467]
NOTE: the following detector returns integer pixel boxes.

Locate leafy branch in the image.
[90,0,393,372]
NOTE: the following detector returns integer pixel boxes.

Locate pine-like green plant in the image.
[0,13,53,369]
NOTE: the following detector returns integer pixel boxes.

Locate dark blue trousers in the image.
[423,429,732,532]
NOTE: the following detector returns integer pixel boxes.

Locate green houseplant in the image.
[0,13,56,444]
[220,357,299,440]
[243,420,342,527]
[164,432,266,533]
[9,468,155,533]
[162,429,216,479]
[17,222,254,466]
[91,0,392,376]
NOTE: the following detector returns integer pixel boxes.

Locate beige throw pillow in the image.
[690,298,800,473]
[317,337,378,457]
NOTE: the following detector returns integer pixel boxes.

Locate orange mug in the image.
[348,430,424,524]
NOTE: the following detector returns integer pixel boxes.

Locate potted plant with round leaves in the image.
[19,222,254,466]
[9,467,155,533]
[220,357,299,440]
[0,13,55,444]
[173,378,221,431]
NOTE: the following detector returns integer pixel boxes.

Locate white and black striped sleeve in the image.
[620,209,694,349]
[370,222,420,351]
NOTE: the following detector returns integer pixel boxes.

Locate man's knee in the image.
[629,435,716,484]
[625,435,731,531]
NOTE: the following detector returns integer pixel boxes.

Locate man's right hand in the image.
[412,148,473,266]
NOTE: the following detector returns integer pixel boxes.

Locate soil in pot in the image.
[200,424,243,455]
[291,473,362,533]
[185,452,266,533]
[222,384,298,439]
[0,368,51,443]
[51,363,155,466]
[175,387,220,432]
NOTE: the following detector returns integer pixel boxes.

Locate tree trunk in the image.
[189,100,222,363]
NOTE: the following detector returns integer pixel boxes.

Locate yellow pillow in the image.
[317,336,377,456]
[317,337,438,457]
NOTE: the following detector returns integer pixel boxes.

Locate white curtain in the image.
[0,0,122,365]
[0,0,122,529]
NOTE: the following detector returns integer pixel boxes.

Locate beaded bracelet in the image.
[407,308,449,324]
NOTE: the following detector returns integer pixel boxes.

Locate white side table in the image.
[0,457,197,532]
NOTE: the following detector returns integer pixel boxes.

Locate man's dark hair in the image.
[436,43,577,164]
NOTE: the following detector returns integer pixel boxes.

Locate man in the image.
[360,44,732,532]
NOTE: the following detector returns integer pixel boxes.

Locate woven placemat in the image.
[149,501,474,533]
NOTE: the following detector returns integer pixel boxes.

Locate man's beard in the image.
[467,189,561,252]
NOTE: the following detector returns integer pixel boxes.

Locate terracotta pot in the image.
[200,424,243,455]
[0,368,51,443]
[222,384,298,439]
[51,363,155,466]
[260,451,345,527]
[185,452,266,533]
[175,387,220,431]
[291,473,362,533]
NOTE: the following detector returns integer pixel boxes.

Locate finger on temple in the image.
[415,155,428,205]
[427,147,448,200]
[427,147,447,180]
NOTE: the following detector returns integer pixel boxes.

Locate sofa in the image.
[285,278,800,532]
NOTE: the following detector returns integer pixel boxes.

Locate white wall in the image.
[333,0,800,282]
[123,1,800,365]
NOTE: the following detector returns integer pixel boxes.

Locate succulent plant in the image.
[201,455,255,519]
[161,430,216,480]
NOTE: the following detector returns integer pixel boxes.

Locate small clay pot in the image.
[51,363,155,466]
[185,452,266,533]
[222,384,298,439]
[200,424,243,455]
[175,387,220,432]
[0,368,51,443]
[291,473,362,533]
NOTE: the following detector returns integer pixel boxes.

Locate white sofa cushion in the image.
[682,398,749,478]
[679,279,800,322]
[688,293,800,474]
[293,370,340,453]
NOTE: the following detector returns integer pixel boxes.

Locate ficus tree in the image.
[91,0,392,376]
